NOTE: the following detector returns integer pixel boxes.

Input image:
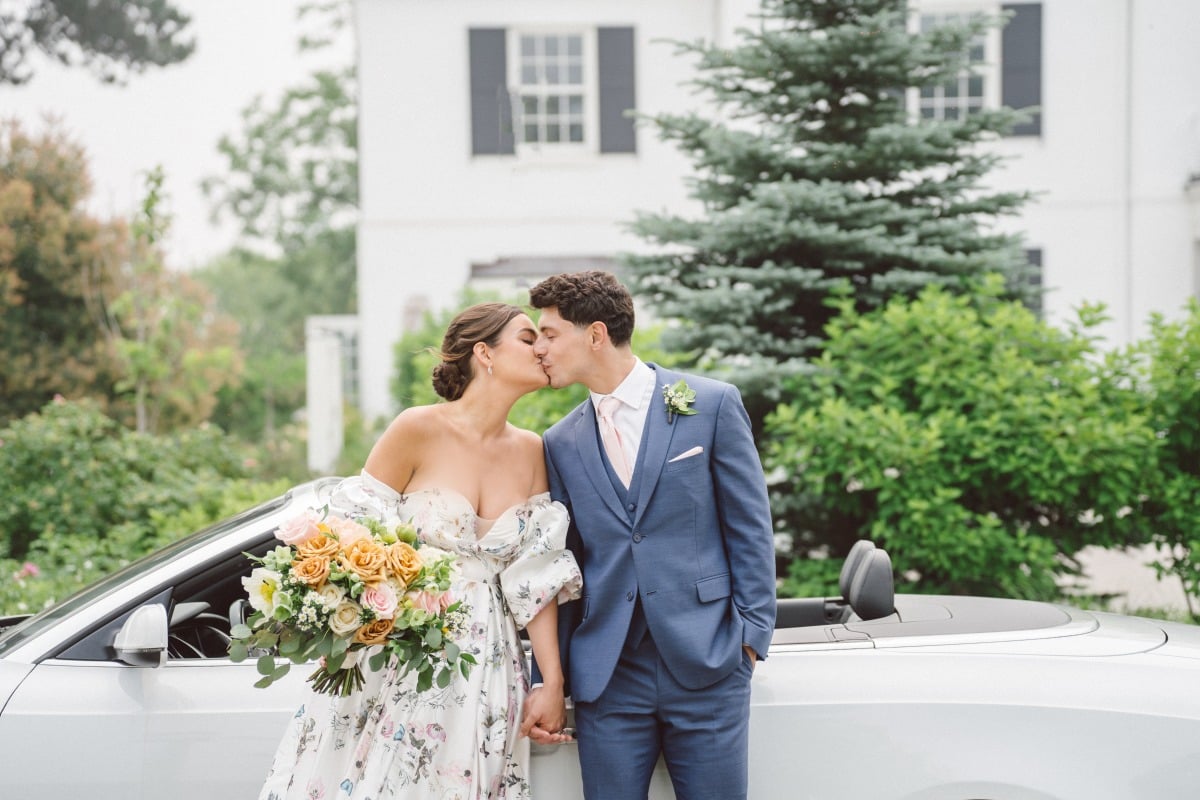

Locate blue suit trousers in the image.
[573,622,753,800]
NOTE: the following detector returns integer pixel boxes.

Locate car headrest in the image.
[848,548,895,621]
[839,539,876,598]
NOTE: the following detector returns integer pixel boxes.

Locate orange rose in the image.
[338,538,387,584]
[353,617,395,645]
[291,555,331,588]
[296,532,340,560]
[385,541,423,587]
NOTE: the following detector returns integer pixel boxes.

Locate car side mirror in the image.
[113,604,169,667]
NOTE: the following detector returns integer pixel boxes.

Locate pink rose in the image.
[326,516,370,547]
[409,590,441,615]
[15,561,39,579]
[276,510,322,545]
[438,589,456,612]
[361,582,399,619]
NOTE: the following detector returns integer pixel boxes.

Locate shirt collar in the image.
[590,358,654,412]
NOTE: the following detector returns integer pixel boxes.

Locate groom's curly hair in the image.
[529,271,635,347]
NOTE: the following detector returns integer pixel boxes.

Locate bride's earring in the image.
[487,365,493,375]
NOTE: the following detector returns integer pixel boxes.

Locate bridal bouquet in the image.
[229,507,475,697]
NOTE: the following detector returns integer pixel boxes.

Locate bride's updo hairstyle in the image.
[431,302,526,401]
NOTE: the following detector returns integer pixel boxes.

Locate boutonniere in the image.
[662,379,697,423]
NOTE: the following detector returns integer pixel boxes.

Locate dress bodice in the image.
[330,472,581,617]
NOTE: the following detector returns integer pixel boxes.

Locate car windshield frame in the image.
[0,493,290,657]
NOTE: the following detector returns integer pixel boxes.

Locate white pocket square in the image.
[668,446,704,463]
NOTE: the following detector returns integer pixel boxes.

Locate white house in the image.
[306,0,1200,471]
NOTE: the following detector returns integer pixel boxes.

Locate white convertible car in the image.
[1,479,1198,799]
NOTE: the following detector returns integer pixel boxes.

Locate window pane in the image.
[522,96,539,115]
[921,106,936,119]
[943,81,959,99]
[546,63,560,84]
[945,106,960,120]
[567,62,583,84]
[968,75,983,98]
[546,96,560,114]
[969,43,985,62]
[569,123,584,142]
[567,35,582,57]
[524,124,540,142]
[547,125,561,143]
[521,36,536,57]
[545,36,559,57]
[521,63,537,84]
[568,95,583,114]
[920,85,935,99]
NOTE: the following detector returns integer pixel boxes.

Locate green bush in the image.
[766,281,1157,600]
[1130,300,1200,607]
[0,399,286,615]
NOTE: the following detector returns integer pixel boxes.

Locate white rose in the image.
[317,582,347,609]
[329,599,365,636]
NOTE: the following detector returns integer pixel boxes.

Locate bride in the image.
[259,302,582,799]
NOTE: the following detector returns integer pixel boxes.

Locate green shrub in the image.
[1131,300,1200,608]
[0,399,285,615]
[767,281,1157,600]
[0,476,290,616]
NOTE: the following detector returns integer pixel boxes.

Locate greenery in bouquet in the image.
[229,508,475,696]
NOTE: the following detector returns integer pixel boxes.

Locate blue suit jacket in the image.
[543,364,776,702]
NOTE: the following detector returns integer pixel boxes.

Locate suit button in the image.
[633,533,643,543]
[627,502,636,512]
[626,591,634,601]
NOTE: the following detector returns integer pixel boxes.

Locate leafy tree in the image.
[203,67,358,255]
[628,0,1036,430]
[0,120,121,422]
[199,1,356,453]
[0,0,194,85]
[87,168,242,433]
[766,281,1156,601]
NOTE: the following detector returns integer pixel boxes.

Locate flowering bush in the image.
[229,507,475,696]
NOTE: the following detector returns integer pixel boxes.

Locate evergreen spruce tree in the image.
[628,0,1036,429]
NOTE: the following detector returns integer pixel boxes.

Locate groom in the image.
[522,271,776,800]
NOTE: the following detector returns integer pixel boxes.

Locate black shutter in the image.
[1001,3,1042,136]
[597,27,636,154]
[1024,248,1044,314]
[469,28,514,155]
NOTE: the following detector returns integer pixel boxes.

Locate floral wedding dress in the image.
[258,472,582,800]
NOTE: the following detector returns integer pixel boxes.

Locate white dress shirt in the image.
[590,359,656,472]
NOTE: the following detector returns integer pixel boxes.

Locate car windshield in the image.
[0,492,290,657]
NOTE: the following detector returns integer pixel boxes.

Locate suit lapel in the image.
[573,400,628,522]
[632,364,679,527]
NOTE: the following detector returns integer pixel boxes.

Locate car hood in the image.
[0,659,34,714]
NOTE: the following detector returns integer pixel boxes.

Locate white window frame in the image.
[507,28,598,158]
[906,2,1002,123]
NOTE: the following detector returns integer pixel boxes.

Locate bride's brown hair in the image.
[431,303,525,401]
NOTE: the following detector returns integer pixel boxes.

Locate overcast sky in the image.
[1,0,350,269]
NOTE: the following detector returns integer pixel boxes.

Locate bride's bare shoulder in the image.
[364,405,445,487]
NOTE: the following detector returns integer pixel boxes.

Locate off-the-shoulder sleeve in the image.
[499,495,583,629]
[328,470,405,522]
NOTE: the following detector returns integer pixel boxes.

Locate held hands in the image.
[520,684,574,745]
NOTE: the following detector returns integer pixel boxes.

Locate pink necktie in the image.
[597,395,632,488]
